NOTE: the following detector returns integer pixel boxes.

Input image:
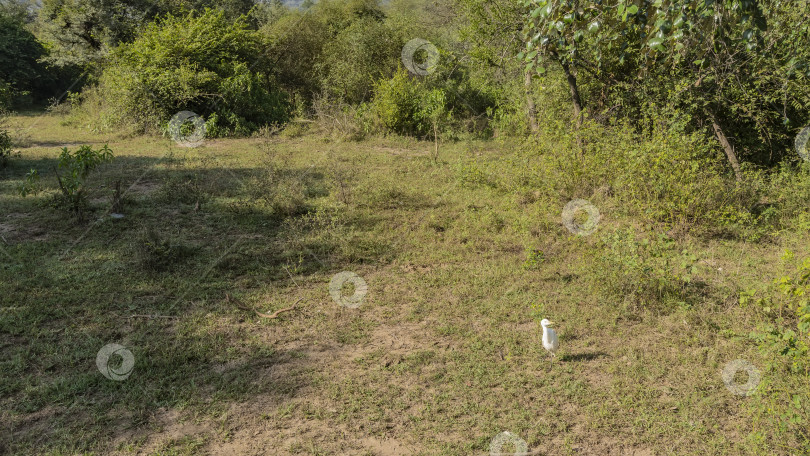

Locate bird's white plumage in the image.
[540,318,559,357]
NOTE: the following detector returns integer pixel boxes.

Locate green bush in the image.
[371,68,422,135]
[89,9,289,136]
[19,144,113,217]
[371,68,451,137]
[767,162,810,230]
[513,111,763,237]
[591,228,700,311]
[0,129,12,168]
[0,11,51,108]
[0,110,14,167]
[742,252,810,452]
[318,16,403,104]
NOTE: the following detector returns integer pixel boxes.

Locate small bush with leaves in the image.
[592,228,701,311]
[0,127,12,167]
[745,254,810,375]
[0,110,16,167]
[741,251,810,451]
[18,144,113,217]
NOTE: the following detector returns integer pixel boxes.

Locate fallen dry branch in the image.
[226,294,302,320]
[127,314,180,319]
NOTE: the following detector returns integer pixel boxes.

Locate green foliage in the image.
[613,121,759,233]
[54,143,113,214]
[0,130,13,168]
[18,169,41,197]
[0,9,50,107]
[318,16,403,104]
[593,228,700,310]
[745,255,810,375]
[520,0,810,165]
[742,252,810,451]
[19,144,113,216]
[764,162,810,230]
[92,9,289,136]
[0,111,15,167]
[371,68,452,137]
[261,0,398,105]
[371,68,422,135]
[36,0,256,67]
[261,8,330,102]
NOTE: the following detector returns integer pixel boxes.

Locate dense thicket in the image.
[0,4,52,107]
[36,0,256,67]
[87,9,289,135]
[520,0,810,169]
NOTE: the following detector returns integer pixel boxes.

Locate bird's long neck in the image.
[542,326,550,341]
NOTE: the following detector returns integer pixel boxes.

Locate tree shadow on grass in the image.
[0,154,396,453]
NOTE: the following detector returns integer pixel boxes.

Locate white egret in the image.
[540,318,559,365]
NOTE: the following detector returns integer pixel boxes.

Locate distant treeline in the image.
[2,0,810,167]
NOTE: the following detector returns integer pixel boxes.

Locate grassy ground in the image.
[0,112,807,455]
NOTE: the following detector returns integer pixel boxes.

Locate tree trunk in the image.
[710,114,743,182]
[561,61,584,128]
[524,71,538,134]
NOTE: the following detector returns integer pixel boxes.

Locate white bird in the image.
[540,318,559,365]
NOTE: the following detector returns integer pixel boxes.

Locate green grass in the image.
[0,112,808,455]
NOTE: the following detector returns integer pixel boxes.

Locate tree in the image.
[521,0,810,175]
[0,7,51,107]
[96,8,289,135]
[36,0,256,67]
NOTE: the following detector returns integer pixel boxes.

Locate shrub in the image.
[0,110,15,167]
[318,16,403,104]
[515,111,763,237]
[745,254,810,375]
[766,162,810,230]
[371,68,422,135]
[19,144,113,218]
[0,11,50,108]
[0,80,13,110]
[371,68,451,137]
[591,228,701,311]
[742,253,810,451]
[89,9,289,136]
[310,94,371,140]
